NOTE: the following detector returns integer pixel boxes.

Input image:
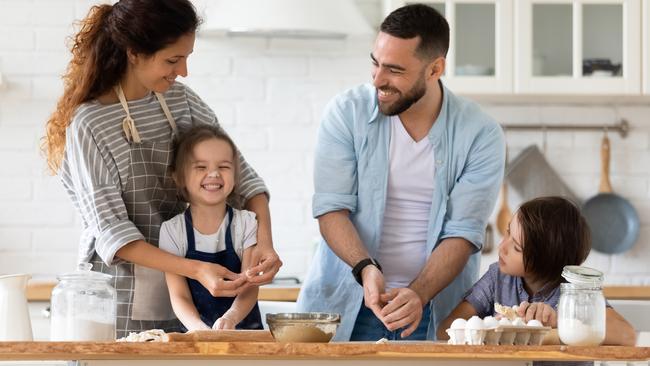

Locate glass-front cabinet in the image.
[384,0,513,94]
[515,0,642,94]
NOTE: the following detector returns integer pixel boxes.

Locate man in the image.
[297,4,505,341]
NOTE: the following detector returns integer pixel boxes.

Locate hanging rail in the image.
[501,119,629,138]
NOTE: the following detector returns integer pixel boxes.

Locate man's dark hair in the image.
[517,197,591,288]
[380,3,449,60]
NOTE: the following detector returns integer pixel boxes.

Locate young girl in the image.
[437,196,636,346]
[44,0,279,337]
[159,125,263,330]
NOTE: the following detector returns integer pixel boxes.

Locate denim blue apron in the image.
[184,206,263,329]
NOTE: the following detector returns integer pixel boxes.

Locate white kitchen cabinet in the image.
[643,0,650,95]
[384,0,514,94]
[515,0,642,94]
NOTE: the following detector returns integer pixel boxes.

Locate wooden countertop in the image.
[0,342,649,362]
[27,280,650,302]
[27,280,300,302]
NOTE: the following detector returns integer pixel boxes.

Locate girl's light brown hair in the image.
[171,125,241,207]
[42,0,199,174]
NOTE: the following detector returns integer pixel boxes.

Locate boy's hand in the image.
[517,301,557,327]
[213,316,236,330]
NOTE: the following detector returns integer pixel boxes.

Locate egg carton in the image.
[446,325,552,346]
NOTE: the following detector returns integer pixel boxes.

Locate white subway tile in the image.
[270,200,307,226]
[0,27,34,50]
[32,51,68,75]
[32,3,75,26]
[32,226,82,251]
[31,76,63,100]
[194,36,268,55]
[482,105,541,125]
[228,128,269,151]
[266,78,341,103]
[0,151,45,177]
[308,57,370,77]
[0,202,75,226]
[0,76,33,101]
[35,27,71,51]
[0,178,32,201]
[610,227,650,274]
[539,105,617,125]
[234,57,308,77]
[32,175,70,202]
[0,100,55,126]
[0,253,76,276]
[269,126,318,151]
[187,52,231,76]
[268,39,346,55]
[236,102,312,126]
[0,3,33,25]
[274,249,314,280]
[0,127,38,150]
[184,77,264,101]
[0,228,32,252]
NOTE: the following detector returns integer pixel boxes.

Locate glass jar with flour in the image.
[558,265,606,346]
[50,263,116,341]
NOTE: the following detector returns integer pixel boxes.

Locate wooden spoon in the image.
[496,181,512,236]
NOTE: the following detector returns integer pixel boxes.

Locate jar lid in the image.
[57,263,112,282]
[561,265,604,286]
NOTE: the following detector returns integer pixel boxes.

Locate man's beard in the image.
[377,75,427,116]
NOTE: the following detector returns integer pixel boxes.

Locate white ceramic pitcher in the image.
[0,274,33,341]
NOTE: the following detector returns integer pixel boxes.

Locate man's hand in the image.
[246,245,282,285]
[379,287,424,338]
[195,261,248,297]
[517,301,557,327]
[213,316,236,330]
[361,265,386,318]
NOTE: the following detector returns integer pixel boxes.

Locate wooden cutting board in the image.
[163,329,275,342]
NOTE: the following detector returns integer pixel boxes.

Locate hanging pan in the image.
[582,134,639,254]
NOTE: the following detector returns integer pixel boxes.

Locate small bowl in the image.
[266,313,340,343]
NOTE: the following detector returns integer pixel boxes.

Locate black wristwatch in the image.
[351,258,382,286]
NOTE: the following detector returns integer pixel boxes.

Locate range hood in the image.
[200,0,374,39]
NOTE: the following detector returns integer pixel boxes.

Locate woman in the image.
[43,0,281,337]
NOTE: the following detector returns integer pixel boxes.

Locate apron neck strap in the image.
[155,92,178,137]
[114,83,141,143]
[113,83,178,143]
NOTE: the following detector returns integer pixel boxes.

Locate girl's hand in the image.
[517,301,557,327]
[195,261,248,297]
[213,317,236,330]
[246,245,282,285]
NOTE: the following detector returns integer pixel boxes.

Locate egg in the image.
[466,315,484,330]
[527,319,543,327]
[483,316,498,328]
[498,317,511,326]
[512,317,526,326]
[450,318,467,330]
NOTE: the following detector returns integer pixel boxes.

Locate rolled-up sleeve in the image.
[312,98,358,218]
[184,86,269,203]
[440,123,505,251]
[61,120,144,265]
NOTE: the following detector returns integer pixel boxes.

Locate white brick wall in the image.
[1,0,650,286]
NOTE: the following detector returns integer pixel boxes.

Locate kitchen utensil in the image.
[164,329,274,342]
[505,145,579,204]
[266,312,340,342]
[496,138,512,237]
[496,182,512,237]
[50,263,117,341]
[582,135,639,254]
[0,274,33,341]
[482,223,494,254]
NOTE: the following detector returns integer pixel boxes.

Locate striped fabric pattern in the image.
[60,81,268,265]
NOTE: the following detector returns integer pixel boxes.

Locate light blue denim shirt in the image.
[297,82,505,341]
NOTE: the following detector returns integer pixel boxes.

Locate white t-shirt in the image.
[159,208,258,261]
[377,116,435,289]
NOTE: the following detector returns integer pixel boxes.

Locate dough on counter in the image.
[375,337,389,344]
[117,329,166,342]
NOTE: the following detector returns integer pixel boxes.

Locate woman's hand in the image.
[517,301,557,327]
[245,244,282,285]
[213,316,236,330]
[195,261,248,297]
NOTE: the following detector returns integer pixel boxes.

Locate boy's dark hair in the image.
[517,197,591,287]
[171,124,241,206]
[380,3,449,60]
